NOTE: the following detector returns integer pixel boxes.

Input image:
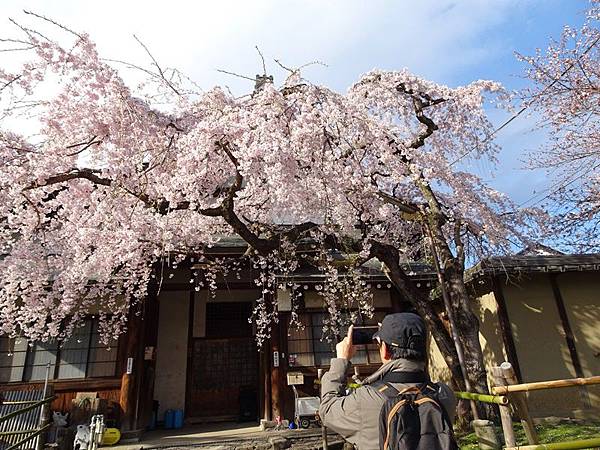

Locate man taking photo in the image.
[319,312,457,450]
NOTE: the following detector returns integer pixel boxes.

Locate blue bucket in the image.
[164,409,174,429]
[173,409,184,429]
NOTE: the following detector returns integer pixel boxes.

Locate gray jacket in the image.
[320,358,456,450]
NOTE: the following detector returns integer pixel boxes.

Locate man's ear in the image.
[381,341,392,360]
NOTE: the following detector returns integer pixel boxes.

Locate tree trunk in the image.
[424,217,492,419]
[369,240,466,390]
[445,265,488,393]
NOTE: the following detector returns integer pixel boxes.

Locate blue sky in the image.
[0,0,591,207]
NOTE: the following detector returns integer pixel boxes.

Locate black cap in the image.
[373,313,426,354]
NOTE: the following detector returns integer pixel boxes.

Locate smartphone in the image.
[352,325,379,345]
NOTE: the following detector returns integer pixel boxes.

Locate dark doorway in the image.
[188,302,258,421]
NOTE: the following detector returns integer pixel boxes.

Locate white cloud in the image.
[1,0,526,94]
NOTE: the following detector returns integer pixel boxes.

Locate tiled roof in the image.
[466,253,600,283]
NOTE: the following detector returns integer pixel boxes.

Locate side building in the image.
[429,252,600,418]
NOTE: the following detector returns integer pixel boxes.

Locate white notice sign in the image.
[126,357,133,374]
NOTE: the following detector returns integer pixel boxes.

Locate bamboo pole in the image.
[500,362,539,445]
[491,375,600,395]
[455,391,508,405]
[504,437,600,450]
[491,366,516,448]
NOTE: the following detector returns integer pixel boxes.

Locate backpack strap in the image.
[419,382,456,433]
[382,396,409,450]
[381,370,429,384]
[370,371,429,398]
[371,381,399,398]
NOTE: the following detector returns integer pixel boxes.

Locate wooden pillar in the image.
[119,303,144,432]
[136,280,160,430]
[260,348,271,421]
[270,321,283,419]
[549,273,591,408]
[492,277,522,382]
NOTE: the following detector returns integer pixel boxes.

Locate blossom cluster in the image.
[0,19,537,344]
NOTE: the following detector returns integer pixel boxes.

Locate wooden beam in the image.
[491,277,523,382]
[548,274,591,409]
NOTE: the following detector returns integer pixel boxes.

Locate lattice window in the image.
[287,311,385,368]
[0,318,118,382]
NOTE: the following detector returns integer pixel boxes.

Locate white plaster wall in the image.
[154,290,189,418]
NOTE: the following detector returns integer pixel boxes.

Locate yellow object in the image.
[101,428,121,446]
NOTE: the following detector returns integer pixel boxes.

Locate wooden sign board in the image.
[287,372,304,385]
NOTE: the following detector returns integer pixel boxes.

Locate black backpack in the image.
[373,372,458,450]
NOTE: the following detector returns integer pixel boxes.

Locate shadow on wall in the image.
[479,305,506,388]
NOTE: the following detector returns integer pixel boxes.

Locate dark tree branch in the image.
[65,135,102,156]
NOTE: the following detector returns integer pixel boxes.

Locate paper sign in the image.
[126,357,133,374]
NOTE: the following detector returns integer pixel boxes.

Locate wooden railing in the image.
[0,396,56,450]
[459,362,600,450]
[0,362,54,450]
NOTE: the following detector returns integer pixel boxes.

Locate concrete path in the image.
[111,423,343,450]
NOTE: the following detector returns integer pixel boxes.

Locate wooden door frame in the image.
[184,297,261,422]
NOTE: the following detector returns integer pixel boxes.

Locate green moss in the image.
[458,421,600,450]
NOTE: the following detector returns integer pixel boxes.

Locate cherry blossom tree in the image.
[0,14,538,396]
[518,0,600,251]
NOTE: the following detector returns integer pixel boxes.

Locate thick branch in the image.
[283,221,318,242]
[26,168,112,189]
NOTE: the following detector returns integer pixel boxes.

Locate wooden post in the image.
[500,362,538,445]
[137,280,160,430]
[471,419,501,450]
[270,320,282,419]
[119,304,144,432]
[119,373,133,429]
[260,348,272,421]
[491,366,516,448]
